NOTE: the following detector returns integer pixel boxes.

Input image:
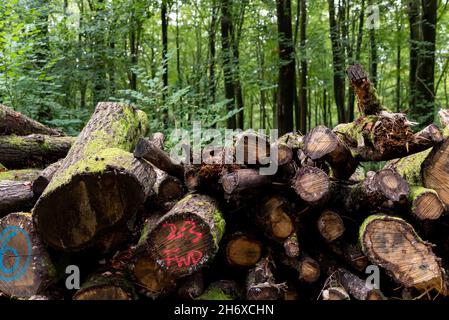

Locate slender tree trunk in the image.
[368,0,378,87]
[176,0,181,85]
[92,0,108,107]
[298,0,308,133]
[276,0,295,135]
[396,5,402,112]
[233,2,246,129]
[208,0,218,105]
[221,0,237,129]
[328,0,346,123]
[414,0,437,125]
[408,0,421,114]
[161,0,169,127]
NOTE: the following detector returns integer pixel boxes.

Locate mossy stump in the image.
[0,212,56,298]
[135,194,225,279]
[360,215,445,293]
[33,102,155,252]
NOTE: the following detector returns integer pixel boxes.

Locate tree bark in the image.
[0,180,35,217]
[276,0,295,135]
[0,104,62,136]
[32,160,63,196]
[0,169,42,182]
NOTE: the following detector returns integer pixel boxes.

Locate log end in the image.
[292,166,330,206]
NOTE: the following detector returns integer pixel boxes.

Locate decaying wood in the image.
[246,255,286,300]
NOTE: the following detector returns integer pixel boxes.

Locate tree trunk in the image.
[0,135,74,169]
[328,0,346,123]
[276,0,295,135]
[298,0,307,133]
[33,102,155,252]
[0,104,62,136]
[221,0,237,129]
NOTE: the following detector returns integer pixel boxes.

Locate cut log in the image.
[343,169,409,214]
[0,135,74,169]
[0,104,63,136]
[221,169,273,195]
[283,232,300,258]
[277,131,304,151]
[0,169,41,182]
[258,196,295,241]
[136,194,225,279]
[322,286,350,300]
[152,175,185,208]
[32,160,63,196]
[132,253,176,299]
[360,215,445,293]
[134,137,185,180]
[408,186,445,221]
[177,271,205,299]
[303,125,358,180]
[281,254,321,283]
[246,255,286,300]
[347,64,386,116]
[197,280,244,300]
[292,166,331,206]
[317,210,345,242]
[336,267,385,300]
[0,212,56,298]
[225,233,262,268]
[422,138,449,208]
[73,273,137,300]
[0,181,34,216]
[33,102,155,252]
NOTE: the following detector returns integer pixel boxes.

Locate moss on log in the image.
[0,169,42,182]
[0,135,74,169]
[33,102,155,252]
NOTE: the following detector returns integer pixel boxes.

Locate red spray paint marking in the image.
[163,220,203,244]
[162,248,203,268]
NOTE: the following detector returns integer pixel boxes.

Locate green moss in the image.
[5,135,26,146]
[0,169,40,181]
[212,208,226,246]
[393,149,432,185]
[0,163,6,171]
[197,288,232,301]
[43,148,135,195]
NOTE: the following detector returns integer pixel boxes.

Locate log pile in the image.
[1,65,449,301]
